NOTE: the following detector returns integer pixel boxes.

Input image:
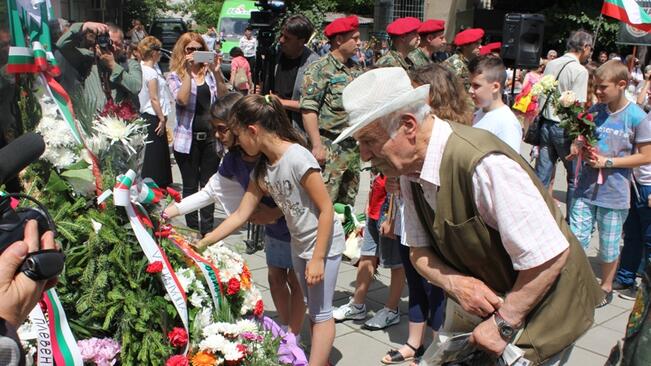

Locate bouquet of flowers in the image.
[554,90,598,146]
[512,74,558,123]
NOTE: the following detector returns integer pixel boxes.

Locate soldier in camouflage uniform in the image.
[376,17,421,70]
[443,28,484,91]
[408,19,447,68]
[300,16,363,206]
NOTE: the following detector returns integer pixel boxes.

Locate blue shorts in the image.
[265,235,293,269]
[360,218,403,269]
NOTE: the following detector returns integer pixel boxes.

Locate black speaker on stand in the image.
[501,13,545,97]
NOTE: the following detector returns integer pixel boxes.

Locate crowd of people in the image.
[2,10,651,366]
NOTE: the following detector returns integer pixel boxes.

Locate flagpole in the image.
[592,14,603,50]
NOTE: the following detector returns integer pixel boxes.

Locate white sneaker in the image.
[333,299,367,322]
[363,308,400,330]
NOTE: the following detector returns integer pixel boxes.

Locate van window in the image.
[220,18,250,42]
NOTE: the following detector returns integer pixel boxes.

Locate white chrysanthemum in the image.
[189,292,204,307]
[235,319,259,334]
[84,135,109,155]
[222,342,243,361]
[176,268,196,292]
[241,287,262,315]
[198,333,228,353]
[93,116,147,153]
[195,307,213,329]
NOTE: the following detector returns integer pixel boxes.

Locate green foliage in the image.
[184,0,225,28]
[543,4,627,54]
[123,0,172,27]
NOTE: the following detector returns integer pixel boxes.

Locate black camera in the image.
[0,133,64,281]
[97,32,112,51]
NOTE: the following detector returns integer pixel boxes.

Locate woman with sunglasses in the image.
[167,32,228,236]
[137,36,172,188]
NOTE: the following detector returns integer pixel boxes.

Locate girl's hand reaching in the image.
[305,258,325,287]
[162,204,180,221]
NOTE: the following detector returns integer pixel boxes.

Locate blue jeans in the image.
[534,118,575,219]
[615,182,651,287]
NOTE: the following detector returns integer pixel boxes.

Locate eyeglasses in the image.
[185,46,203,53]
[214,125,229,134]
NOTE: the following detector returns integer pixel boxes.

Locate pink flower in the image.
[166,355,189,366]
[77,337,121,366]
[167,327,188,347]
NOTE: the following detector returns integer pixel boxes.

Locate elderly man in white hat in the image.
[335,67,602,365]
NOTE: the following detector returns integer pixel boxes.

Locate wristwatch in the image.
[494,311,519,342]
[605,158,614,168]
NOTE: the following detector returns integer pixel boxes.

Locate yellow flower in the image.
[191,351,217,366]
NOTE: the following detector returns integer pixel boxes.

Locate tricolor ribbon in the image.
[38,289,84,366]
[165,227,225,311]
[103,170,190,354]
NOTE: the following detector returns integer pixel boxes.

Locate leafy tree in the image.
[182,0,225,28]
[122,0,171,27]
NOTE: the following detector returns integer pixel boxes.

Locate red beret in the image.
[480,42,501,55]
[386,17,421,37]
[324,16,359,38]
[454,28,484,46]
[418,19,445,34]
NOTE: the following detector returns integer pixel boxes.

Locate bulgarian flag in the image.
[602,0,651,32]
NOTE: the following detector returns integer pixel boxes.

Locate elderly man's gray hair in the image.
[566,30,593,53]
[378,101,431,138]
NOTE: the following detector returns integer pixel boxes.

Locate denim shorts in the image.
[264,235,293,269]
[360,218,403,269]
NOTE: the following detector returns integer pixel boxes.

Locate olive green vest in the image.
[411,122,603,364]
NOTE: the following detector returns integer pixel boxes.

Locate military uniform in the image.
[300,52,363,206]
[407,47,432,68]
[444,53,471,91]
[375,49,412,70]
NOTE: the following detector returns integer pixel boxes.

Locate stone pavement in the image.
[171,142,634,366]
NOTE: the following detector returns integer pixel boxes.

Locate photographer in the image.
[0,221,59,366]
[55,22,142,114]
[262,14,319,129]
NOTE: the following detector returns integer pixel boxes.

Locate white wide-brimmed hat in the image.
[334,67,430,144]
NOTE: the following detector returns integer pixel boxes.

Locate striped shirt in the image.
[166,71,218,154]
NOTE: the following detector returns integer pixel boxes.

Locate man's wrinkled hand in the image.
[98,51,115,70]
[82,22,108,34]
[469,316,508,357]
[448,275,502,318]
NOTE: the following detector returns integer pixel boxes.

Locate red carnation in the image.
[146,261,163,274]
[237,343,248,356]
[155,225,172,238]
[165,355,189,366]
[167,327,188,347]
[227,278,241,296]
[253,299,264,318]
[166,187,182,202]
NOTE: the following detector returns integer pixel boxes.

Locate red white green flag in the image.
[602,0,651,32]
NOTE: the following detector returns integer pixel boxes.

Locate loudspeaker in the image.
[501,13,545,69]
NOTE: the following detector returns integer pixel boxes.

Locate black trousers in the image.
[174,137,220,235]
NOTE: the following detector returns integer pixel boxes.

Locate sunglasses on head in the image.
[185,46,203,53]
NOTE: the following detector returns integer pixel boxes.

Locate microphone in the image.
[0,132,45,184]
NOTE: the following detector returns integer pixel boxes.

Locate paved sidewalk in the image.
[172,144,634,365]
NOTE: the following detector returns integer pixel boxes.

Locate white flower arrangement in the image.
[35,96,82,169]
[558,90,578,108]
[203,245,245,282]
[241,286,262,316]
[175,267,210,308]
[531,74,558,97]
[92,115,148,154]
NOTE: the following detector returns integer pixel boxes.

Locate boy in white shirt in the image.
[468,54,523,152]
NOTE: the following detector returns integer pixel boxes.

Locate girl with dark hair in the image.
[229,47,253,94]
[198,94,344,366]
[164,92,306,336]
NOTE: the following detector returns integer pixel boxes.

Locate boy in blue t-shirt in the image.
[570,60,651,307]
